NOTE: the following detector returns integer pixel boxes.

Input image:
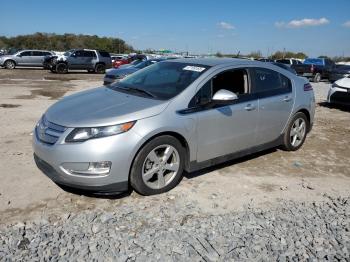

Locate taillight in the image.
[304,83,313,91]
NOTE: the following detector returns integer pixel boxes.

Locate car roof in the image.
[168,58,268,67]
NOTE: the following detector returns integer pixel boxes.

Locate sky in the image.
[1,0,350,57]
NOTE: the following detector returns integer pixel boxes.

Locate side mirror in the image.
[71,53,76,57]
[212,89,238,103]
[17,54,22,57]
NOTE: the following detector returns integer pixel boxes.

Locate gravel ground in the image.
[1,195,349,261]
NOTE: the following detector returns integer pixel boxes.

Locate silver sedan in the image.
[33,58,315,195]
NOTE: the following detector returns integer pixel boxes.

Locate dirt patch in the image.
[0,103,21,108]
[44,76,79,81]
[16,87,68,100]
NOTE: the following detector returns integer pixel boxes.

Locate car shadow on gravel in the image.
[184,148,277,180]
[318,101,350,112]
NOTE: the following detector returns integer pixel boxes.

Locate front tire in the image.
[130,136,185,195]
[313,73,321,83]
[95,63,106,74]
[282,112,309,151]
[4,60,16,69]
[56,63,68,74]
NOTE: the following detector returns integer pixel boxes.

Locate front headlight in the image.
[331,83,339,89]
[65,121,136,142]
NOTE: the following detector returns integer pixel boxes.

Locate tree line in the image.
[0,33,134,54]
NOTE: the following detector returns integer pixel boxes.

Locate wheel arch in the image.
[4,59,16,66]
[128,131,191,181]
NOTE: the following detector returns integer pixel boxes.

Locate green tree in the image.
[0,33,134,53]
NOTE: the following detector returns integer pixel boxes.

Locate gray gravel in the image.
[1,195,349,261]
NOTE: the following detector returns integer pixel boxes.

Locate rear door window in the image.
[252,68,291,95]
[33,51,44,56]
[83,51,95,57]
[20,51,32,56]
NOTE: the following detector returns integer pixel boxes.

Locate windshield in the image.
[304,59,324,65]
[109,62,210,100]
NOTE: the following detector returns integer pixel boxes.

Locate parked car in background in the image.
[103,59,165,85]
[113,54,148,68]
[327,76,350,106]
[112,57,131,68]
[45,49,112,74]
[271,62,297,75]
[329,64,350,82]
[0,50,54,69]
[292,58,336,82]
[275,59,303,66]
[33,58,315,195]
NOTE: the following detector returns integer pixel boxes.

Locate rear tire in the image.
[313,73,321,83]
[130,136,185,195]
[4,60,16,69]
[95,63,106,74]
[282,112,309,151]
[56,63,68,74]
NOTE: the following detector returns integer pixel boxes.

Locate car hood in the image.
[0,55,14,60]
[106,67,138,76]
[335,77,350,88]
[118,64,135,69]
[45,87,169,127]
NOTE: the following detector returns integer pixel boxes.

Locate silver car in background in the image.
[103,59,165,85]
[33,58,315,195]
[0,50,54,69]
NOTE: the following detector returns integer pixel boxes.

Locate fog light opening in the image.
[65,161,112,176]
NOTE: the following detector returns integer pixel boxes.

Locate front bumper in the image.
[327,86,350,105]
[33,126,145,193]
[34,154,128,194]
[103,77,116,86]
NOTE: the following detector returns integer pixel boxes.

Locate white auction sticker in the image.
[183,65,206,72]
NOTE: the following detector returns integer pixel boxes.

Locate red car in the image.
[112,54,148,68]
[112,58,130,68]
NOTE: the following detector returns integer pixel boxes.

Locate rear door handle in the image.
[283,96,292,102]
[244,104,256,111]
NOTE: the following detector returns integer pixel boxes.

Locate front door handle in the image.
[283,96,292,102]
[244,104,256,111]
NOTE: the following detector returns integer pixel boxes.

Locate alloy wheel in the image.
[290,118,306,147]
[5,61,15,69]
[142,144,180,190]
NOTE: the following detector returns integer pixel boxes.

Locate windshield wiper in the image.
[118,86,156,98]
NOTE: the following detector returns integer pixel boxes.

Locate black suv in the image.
[44,49,112,74]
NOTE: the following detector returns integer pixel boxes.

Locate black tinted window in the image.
[20,51,32,56]
[99,51,110,57]
[276,59,291,64]
[253,68,291,93]
[189,80,212,107]
[84,51,95,57]
[74,51,84,57]
[43,52,52,56]
[33,51,44,56]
